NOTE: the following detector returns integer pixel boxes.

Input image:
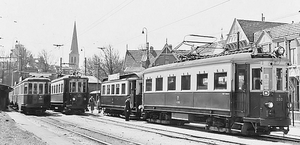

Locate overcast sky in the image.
[1,0,300,66]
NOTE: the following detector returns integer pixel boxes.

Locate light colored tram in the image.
[141,51,291,135]
[10,76,51,114]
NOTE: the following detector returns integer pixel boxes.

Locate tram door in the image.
[234,64,250,116]
[129,80,136,108]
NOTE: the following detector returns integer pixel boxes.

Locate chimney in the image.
[168,44,172,50]
[261,13,265,22]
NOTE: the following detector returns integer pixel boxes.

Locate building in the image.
[123,47,161,74]
[85,75,102,93]
[225,18,286,50]
[254,22,300,121]
[69,22,80,70]
[151,43,178,67]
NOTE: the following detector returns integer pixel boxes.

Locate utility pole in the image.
[84,57,87,75]
[53,44,64,72]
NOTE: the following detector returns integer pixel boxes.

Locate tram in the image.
[10,76,51,114]
[50,74,89,114]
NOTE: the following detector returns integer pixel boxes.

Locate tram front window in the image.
[252,68,261,90]
[263,68,273,90]
[276,68,283,90]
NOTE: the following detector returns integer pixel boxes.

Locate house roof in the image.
[254,22,300,42]
[237,19,286,42]
[123,49,161,73]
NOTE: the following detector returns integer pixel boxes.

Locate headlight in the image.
[263,90,270,96]
[72,98,76,101]
[265,102,273,109]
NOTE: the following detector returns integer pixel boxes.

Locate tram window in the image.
[21,84,24,94]
[107,85,111,94]
[181,75,191,90]
[78,82,82,92]
[252,68,261,90]
[58,84,61,93]
[285,68,288,91]
[39,84,43,94]
[45,83,48,94]
[61,84,64,93]
[83,81,86,92]
[33,83,38,94]
[112,84,115,94]
[146,79,152,91]
[214,72,227,90]
[24,83,28,94]
[121,83,126,94]
[102,85,106,94]
[116,84,120,94]
[28,83,32,94]
[197,74,208,90]
[69,82,72,92]
[276,68,283,90]
[156,78,163,91]
[168,76,176,90]
[263,68,273,90]
[238,70,245,91]
[72,82,76,92]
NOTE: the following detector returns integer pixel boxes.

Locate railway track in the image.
[78,115,246,145]
[258,134,300,144]
[82,114,300,145]
[32,116,144,145]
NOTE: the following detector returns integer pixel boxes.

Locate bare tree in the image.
[37,49,53,72]
[11,43,35,72]
[82,45,123,79]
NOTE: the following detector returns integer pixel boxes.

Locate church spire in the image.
[70,22,79,53]
[69,21,79,69]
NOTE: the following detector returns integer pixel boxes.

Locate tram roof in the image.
[51,74,88,82]
[22,76,51,82]
[102,73,141,83]
[143,52,288,74]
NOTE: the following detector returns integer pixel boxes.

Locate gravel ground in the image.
[0,111,47,145]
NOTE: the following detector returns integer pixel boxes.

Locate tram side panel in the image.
[142,62,233,122]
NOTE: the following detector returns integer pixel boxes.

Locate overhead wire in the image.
[116,0,231,46]
[80,0,135,36]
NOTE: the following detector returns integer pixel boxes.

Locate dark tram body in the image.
[10,77,51,114]
[100,73,142,117]
[50,75,89,114]
[142,51,291,135]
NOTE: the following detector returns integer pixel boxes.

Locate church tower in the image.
[69,21,79,69]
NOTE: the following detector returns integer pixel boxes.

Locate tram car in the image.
[141,49,291,135]
[100,73,142,117]
[10,76,51,114]
[50,74,89,114]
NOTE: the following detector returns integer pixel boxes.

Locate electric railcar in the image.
[141,50,291,135]
[50,74,89,114]
[10,76,51,114]
[100,73,143,117]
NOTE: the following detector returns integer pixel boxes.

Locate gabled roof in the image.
[123,49,161,73]
[254,22,300,42]
[237,19,286,42]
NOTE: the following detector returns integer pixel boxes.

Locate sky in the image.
[1,0,300,67]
